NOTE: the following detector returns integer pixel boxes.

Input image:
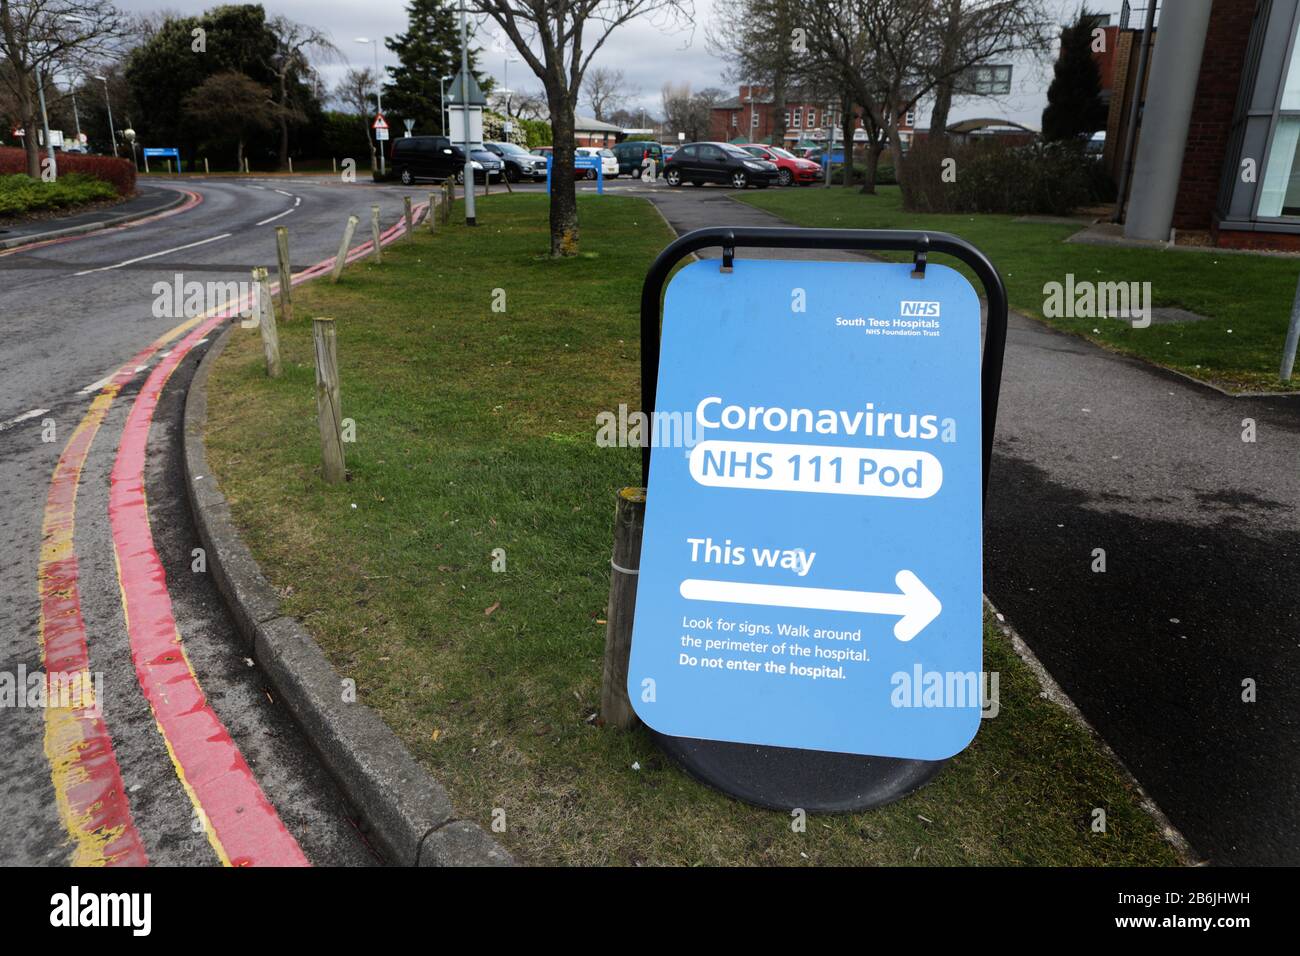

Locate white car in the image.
[576,146,619,180]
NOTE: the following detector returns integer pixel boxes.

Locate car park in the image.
[576,146,619,179]
[390,136,503,184]
[662,141,779,189]
[612,140,666,178]
[740,143,822,186]
[484,141,548,182]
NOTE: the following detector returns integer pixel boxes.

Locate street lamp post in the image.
[355,37,385,176]
[33,63,56,176]
[93,75,118,157]
[440,74,453,135]
[458,0,475,225]
[503,55,519,139]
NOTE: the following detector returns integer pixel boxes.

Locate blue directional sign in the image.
[628,257,984,760]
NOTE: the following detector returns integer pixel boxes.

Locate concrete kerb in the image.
[183,321,512,867]
[0,187,188,250]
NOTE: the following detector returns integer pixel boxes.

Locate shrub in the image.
[899,138,1113,216]
[0,146,137,195]
[0,172,119,216]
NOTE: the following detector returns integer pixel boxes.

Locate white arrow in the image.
[679,570,941,642]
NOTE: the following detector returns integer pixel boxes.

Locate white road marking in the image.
[72,233,233,275]
[78,374,115,394]
[256,208,295,226]
[0,408,50,432]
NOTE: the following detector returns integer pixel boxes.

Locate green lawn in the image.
[0,172,117,217]
[205,193,1181,865]
[741,185,1300,392]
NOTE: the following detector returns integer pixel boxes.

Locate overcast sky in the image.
[116,0,1130,128]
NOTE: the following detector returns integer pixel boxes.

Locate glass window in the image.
[750,111,759,128]
[791,110,801,129]
[1261,116,1300,215]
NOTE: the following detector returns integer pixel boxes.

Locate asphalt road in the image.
[640,183,1300,865]
[0,177,413,865]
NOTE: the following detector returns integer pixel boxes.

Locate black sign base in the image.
[652,732,945,813]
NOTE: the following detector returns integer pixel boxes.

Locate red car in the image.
[741,144,821,186]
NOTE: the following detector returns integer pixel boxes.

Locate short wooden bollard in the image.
[331,215,359,283]
[600,487,646,730]
[332,157,337,174]
[251,266,281,378]
[203,157,209,175]
[428,193,438,233]
[312,317,346,484]
[442,182,452,224]
[288,157,294,174]
[404,196,413,242]
[370,204,383,263]
[274,226,293,322]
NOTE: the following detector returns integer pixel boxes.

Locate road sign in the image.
[372,114,388,131]
[375,127,389,141]
[403,118,415,136]
[545,154,604,194]
[628,256,985,762]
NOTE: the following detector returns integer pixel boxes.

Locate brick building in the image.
[1114,0,1300,249]
[708,85,915,148]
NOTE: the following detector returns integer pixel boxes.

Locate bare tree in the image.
[707,0,799,144]
[583,65,632,121]
[661,81,723,142]
[0,0,127,177]
[266,15,339,170]
[509,86,547,120]
[801,0,1050,203]
[471,0,691,256]
[334,66,380,172]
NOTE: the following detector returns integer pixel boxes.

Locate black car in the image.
[483,141,548,182]
[663,142,778,189]
[389,136,503,184]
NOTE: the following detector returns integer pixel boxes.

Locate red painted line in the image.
[39,344,166,866]
[99,202,423,866]
[109,312,307,867]
[1,190,203,259]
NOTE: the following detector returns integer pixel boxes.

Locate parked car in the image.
[662,141,778,189]
[1084,130,1106,157]
[661,144,677,160]
[612,139,666,177]
[576,146,619,179]
[530,146,553,158]
[390,136,503,184]
[483,140,548,182]
[740,143,821,186]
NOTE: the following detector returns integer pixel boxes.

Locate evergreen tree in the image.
[384,0,490,135]
[1042,9,1108,142]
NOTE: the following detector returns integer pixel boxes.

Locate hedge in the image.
[0,172,119,216]
[0,146,137,196]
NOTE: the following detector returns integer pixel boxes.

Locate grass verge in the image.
[205,192,1180,865]
[740,184,1300,393]
[0,172,118,218]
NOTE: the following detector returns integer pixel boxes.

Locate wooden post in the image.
[331,215,359,283]
[600,487,646,730]
[332,157,337,175]
[428,193,438,233]
[251,267,281,378]
[370,204,383,263]
[288,156,294,174]
[275,226,293,323]
[442,181,452,224]
[484,171,490,196]
[203,156,209,175]
[404,196,413,242]
[312,318,346,484]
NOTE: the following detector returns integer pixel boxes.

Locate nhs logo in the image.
[900,300,941,317]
